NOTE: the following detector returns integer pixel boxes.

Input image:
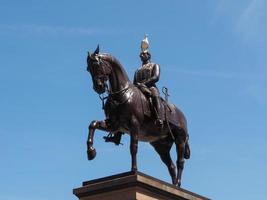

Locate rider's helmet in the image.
[140,34,151,62]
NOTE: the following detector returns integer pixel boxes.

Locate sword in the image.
[162,86,170,102]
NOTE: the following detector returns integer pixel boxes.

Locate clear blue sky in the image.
[1,1,267,199]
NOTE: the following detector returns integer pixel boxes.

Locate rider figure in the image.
[104,35,163,145]
[134,35,163,127]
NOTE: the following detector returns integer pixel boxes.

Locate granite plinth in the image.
[73,171,209,200]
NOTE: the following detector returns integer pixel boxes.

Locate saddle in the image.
[139,88,178,126]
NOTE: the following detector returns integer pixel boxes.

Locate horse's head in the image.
[87,45,112,94]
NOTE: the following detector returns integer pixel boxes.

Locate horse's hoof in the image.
[172,180,178,186]
[131,167,138,173]
[87,147,96,160]
[177,180,181,187]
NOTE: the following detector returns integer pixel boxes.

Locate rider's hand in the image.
[137,83,146,88]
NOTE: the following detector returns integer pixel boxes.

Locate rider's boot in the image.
[153,95,163,129]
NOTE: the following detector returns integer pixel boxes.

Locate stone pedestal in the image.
[73,171,209,200]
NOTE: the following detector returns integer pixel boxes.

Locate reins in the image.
[99,83,132,110]
[109,83,132,96]
[162,86,175,141]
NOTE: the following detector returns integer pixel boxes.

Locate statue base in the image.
[73,171,209,200]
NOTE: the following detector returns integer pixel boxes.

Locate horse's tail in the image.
[174,105,190,159]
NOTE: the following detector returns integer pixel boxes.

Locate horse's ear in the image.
[94,44,100,55]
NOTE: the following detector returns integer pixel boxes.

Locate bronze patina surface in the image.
[86,38,190,187]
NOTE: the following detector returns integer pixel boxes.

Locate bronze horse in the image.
[86,46,190,187]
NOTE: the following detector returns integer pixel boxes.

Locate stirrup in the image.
[103,133,123,145]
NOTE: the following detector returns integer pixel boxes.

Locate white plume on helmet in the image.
[141,34,149,53]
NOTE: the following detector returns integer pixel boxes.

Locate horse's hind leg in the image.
[175,130,187,187]
[150,137,177,185]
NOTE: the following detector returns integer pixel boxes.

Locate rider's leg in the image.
[150,87,163,127]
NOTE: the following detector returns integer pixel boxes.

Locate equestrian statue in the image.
[86,36,190,187]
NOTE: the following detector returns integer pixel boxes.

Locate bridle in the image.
[94,56,133,109]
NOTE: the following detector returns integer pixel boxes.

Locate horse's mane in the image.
[100,53,122,67]
[100,53,130,81]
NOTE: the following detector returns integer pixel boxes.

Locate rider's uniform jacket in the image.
[134,62,160,88]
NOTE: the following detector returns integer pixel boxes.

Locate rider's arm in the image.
[143,64,160,86]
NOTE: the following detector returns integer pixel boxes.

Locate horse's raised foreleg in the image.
[87,120,109,160]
